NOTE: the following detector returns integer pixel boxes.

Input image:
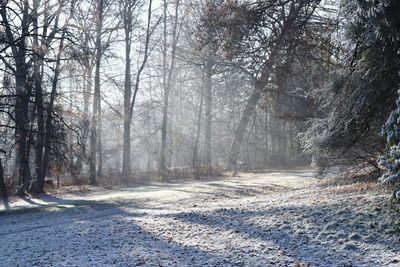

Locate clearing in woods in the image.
[1,170,399,266]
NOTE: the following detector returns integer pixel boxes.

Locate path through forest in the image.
[1,170,399,266]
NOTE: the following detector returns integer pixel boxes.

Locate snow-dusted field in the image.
[1,170,400,267]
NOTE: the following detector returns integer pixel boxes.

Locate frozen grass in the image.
[1,170,399,266]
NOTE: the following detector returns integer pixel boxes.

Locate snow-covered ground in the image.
[1,170,399,267]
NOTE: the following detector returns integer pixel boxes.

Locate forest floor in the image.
[1,169,400,267]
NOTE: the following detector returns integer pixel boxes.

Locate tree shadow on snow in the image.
[161,201,396,266]
[0,197,225,267]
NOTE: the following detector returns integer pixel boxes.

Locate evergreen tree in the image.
[379,95,400,200]
[367,0,400,200]
[301,0,400,173]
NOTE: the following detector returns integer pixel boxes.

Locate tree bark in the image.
[227,89,262,168]
[41,30,66,187]
[89,0,104,186]
[2,0,32,195]
[263,110,270,165]
[226,45,276,168]
[122,0,153,179]
[160,0,180,179]
[97,97,103,178]
[122,109,132,179]
[122,2,133,179]
[0,158,6,199]
[160,0,169,178]
[33,0,45,193]
[204,59,213,170]
[192,86,204,175]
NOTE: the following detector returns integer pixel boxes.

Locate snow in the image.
[1,170,399,266]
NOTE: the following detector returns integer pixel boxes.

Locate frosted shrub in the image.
[379,92,400,201]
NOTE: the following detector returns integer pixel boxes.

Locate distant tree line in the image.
[1,0,398,201]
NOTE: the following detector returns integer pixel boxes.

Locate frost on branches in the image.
[379,91,400,201]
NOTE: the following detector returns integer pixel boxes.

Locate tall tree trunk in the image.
[160,0,169,178]
[6,1,31,195]
[89,78,99,185]
[25,104,36,191]
[41,30,66,188]
[192,86,204,177]
[263,110,270,165]
[0,158,6,199]
[34,71,44,192]
[97,97,103,178]
[204,59,213,171]
[122,3,133,178]
[80,29,94,169]
[227,89,262,168]
[89,0,104,186]
[227,53,275,168]
[14,67,30,195]
[33,0,45,193]
[160,0,180,179]
[1,77,9,198]
[72,66,92,179]
[160,88,170,178]
[122,110,132,179]
[122,0,153,179]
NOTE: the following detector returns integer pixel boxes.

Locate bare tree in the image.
[160,0,181,179]
[201,0,324,168]
[1,1,32,194]
[88,0,105,185]
[121,0,154,179]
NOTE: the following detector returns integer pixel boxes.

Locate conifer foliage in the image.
[361,0,400,199]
